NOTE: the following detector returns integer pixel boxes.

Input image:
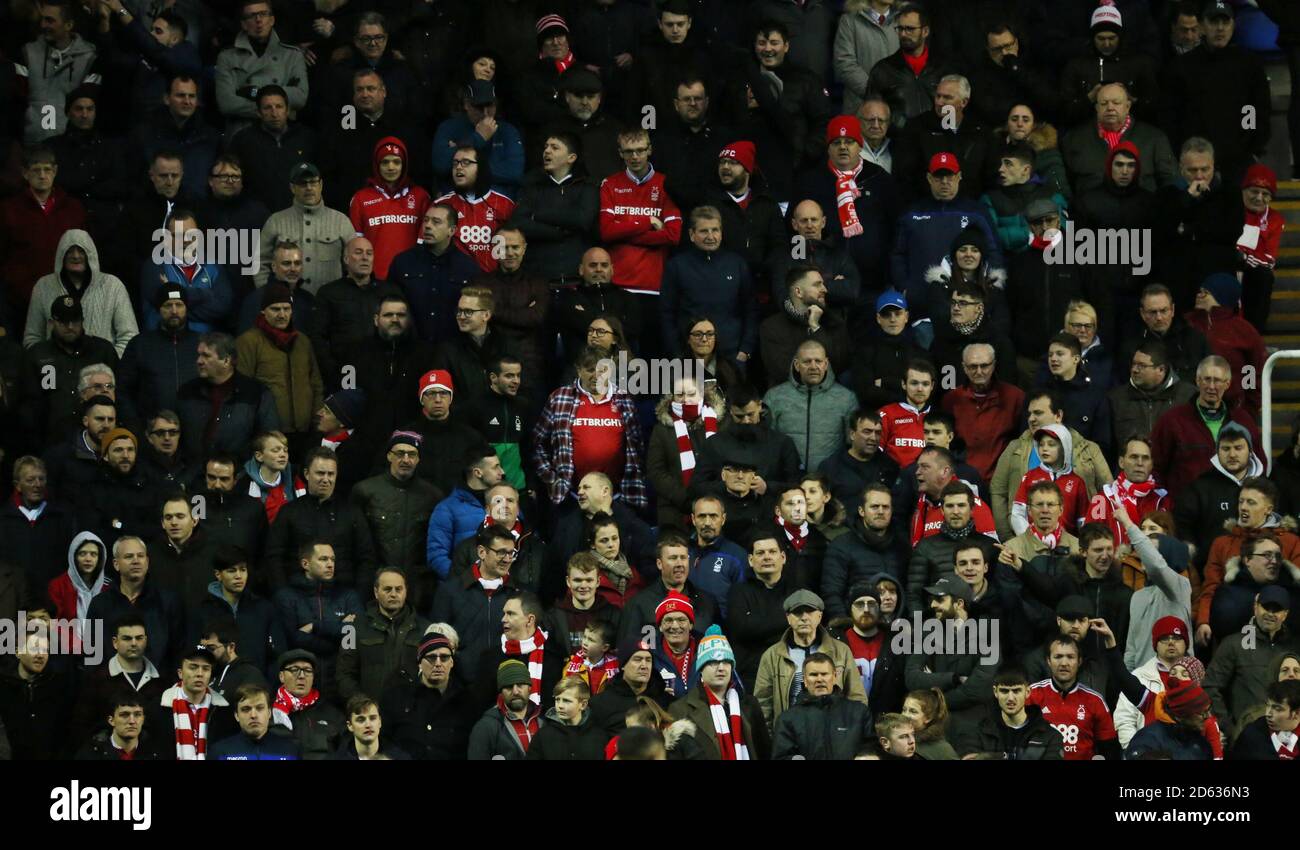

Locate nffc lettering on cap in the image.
[719,141,756,174]
[928,152,960,175]
[418,369,454,400]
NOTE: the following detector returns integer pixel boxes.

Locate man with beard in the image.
[468,659,545,760]
[550,69,625,189]
[400,370,484,497]
[193,455,267,583]
[78,428,162,548]
[823,483,906,619]
[865,4,948,126]
[351,293,437,442]
[380,630,477,760]
[818,410,898,509]
[43,394,119,500]
[1019,596,1109,696]
[702,142,785,291]
[758,266,850,390]
[119,288,199,418]
[903,576,997,741]
[840,582,906,716]
[1176,424,1265,566]
[686,496,749,618]
[27,299,120,440]
[435,146,515,274]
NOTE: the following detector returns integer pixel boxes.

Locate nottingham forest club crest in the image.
[406,195,417,209]
[486,208,496,222]
[651,186,660,203]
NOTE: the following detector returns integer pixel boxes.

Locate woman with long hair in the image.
[901,688,959,760]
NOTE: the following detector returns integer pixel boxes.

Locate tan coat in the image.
[754,627,869,729]
[235,325,324,434]
[1003,529,1080,564]
[990,429,1112,542]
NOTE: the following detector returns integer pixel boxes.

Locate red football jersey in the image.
[909,484,999,547]
[1028,679,1116,760]
[349,183,431,279]
[878,402,928,467]
[435,190,516,273]
[1014,466,1090,532]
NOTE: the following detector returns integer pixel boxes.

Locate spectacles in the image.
[1250,551,1282,562]
[689,330,716,339]
[487,547,517,559]
[895,24,922,33]
[210,173,242,182]
[456,308,487,317]
[451,158,478,168]
[150,428,180,437]
[282,666,313,677]
[950,299,981,309]
[1068,321,1096,331]
[1132,361,1158,371]
[422,652,454,663]
[242,11,270,20]
[356,35,387,44]
[588,328,613,336]
[88,381,116,391]
[389,449,419,459]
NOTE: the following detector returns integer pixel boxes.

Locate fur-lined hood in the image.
[1221,514,1299,535]
[664,718,697,751]
[1027,123,1058,152]
[923,260,1007,290]
[1223,555,1300,586]
[654,386,728,426]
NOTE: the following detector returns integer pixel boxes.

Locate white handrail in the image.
[1263,350,1300,474]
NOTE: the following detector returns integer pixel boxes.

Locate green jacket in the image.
[235,324,324,434]
[350,472,442,572]
[1203,621,1300,738]
[335,601,431,703]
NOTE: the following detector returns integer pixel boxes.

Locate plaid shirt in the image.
[532,381,647,508]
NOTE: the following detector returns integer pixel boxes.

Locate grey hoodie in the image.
[1123,527,1194,671]
[763,361,858,472]
[25,229,138,355]
[64,530,109,622]
[19,34,100,143]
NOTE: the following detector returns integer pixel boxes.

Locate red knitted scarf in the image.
[502,628,547,705]
[670,402,717,485]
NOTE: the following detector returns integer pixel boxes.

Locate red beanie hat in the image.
[826,115,864,146]
[1242,163,1278,196]
[1163,678,1211,719]
[655,590,695,626]
[719,141,756,174]
[1151,616,1188,650]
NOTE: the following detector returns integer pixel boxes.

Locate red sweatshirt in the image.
[349,136,431,279]
[434,189,516,273]
[941,382,1025,480]
[1184,307,1266,415]
[878,402,929,467]
[598,167,682,293]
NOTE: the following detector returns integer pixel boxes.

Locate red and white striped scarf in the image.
[663,637,697,684]
[1108,473,1157,524]
[1029,524,1061,550]
[779,517,809,552]
[546,50,576,75]
[670,402,717,485]
[472,562,507,596]
[272,685,320,729]
[498,695,541,753]
[705,685,750,760]
[563,648,622,694]
[482,514,524,542]
[172,688,213,760]
[1097,115,1133,151]
[503,628,547,705]
[832,161,864,237]
[321,428,353,451]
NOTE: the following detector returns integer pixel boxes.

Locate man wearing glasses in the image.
[1151,354,1263,499]
[431,526,528,683]
[270,649,346,760]
[215,0,308,126]
[256,162,355,295]
[319,14,422,134]
[379,630,477,759]
[941,342,1024,481]
[864,3,947,126]
[1115,283,1210,387]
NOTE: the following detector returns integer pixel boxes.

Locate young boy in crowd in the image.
[242,431,303,523]
[1011,424,1088,536]
[562,619,620,695]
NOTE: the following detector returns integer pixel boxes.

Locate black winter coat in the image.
[703,186,786,291]
[227,121,318,211]
[0,660,78,759]
[75,729,164,760]
[400,414,486,498]
[956,704,1064,760]
[0,498,76,589]
[380,674,478,760]
[1228,715,1291,760]
[284,699,347,760]
[513,170,600,283]
[772,690,872,760]
[1161,45,1272,176]
[431,574,522,683]
[350,472,442,574]
[549,281,637,360]
[335,602,431,703]
[194,490,268,586]
[659,246,758,359]
[1007,247,1094,360]
[310,277,392,390]
[176,373,280,463]
[525,709,608,760]
[27,332,120,438]
[264,493,378,592]
[1021,554,1133,656]
[147,529,219,610]
[1037,368,1113,457]
[349,330,437,441]
[739,58,834,201]
[86,582,185,671]
[272,573,364,661]
[822,522,907,619]
[893,112,991,201]
[726,570,806,690]
[188,586,286,676]
[652,118,739,214]
[790,162,900,287]
[76,465,165,550]
[589,676,672,736]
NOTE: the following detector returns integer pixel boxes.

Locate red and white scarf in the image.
[779,517,809,552]
[473,562,507,595]
[1273,730,1297,760]
[705,685,750,760]
[547,50,576,75]
[12,489,45,524]
[1107,473,1157,524]
[498,695,541,753]
[172,688,213,760]
[321,428,353,451]
[832,161,864,237]
[482,514,524,542]
[671,401,717,485]
[663,637,696,685]
[503,628,547,705]
[1029,524,1061,550]
[1097,115,1133,151]
[563,648,622,695]
[272,685,320,729]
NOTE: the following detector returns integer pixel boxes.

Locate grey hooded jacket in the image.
[25,230,138,355]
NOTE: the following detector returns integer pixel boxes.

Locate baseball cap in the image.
[783,589,825,614]
[928,152,960,174]
[925,575,973,605]
[51,295,83,323]
[876,289,907,313]
[1056,595,1091,619]
[561,67,603,94]
[1202,0,1234,20]
[418,369,454,400]
[289,162,321,184]
[464,79,497,105]
[180,644,218,666]
[1259,585,1291,611]
[1024,198,1059,222]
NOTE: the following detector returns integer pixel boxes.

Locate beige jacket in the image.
[754,627,868,729]
[1003,529,1080,564]
[990,429,1112,542]
[256,201,356,293]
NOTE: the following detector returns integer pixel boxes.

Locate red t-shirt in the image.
[878,402,928,467]
[1028,679,1116,760]
[571,393,625,484]
[843,628,884,696]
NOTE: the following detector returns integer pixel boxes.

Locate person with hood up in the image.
[1057,3,1160,127]
[763,339,857,473]
[1011,425,1089,538]
[25,230,137,356]
[1185,273,1266,416]
[349,137,431,280]
[47,531,111,653]
[1175,423,1265,566]
[1073,140,1160,343]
